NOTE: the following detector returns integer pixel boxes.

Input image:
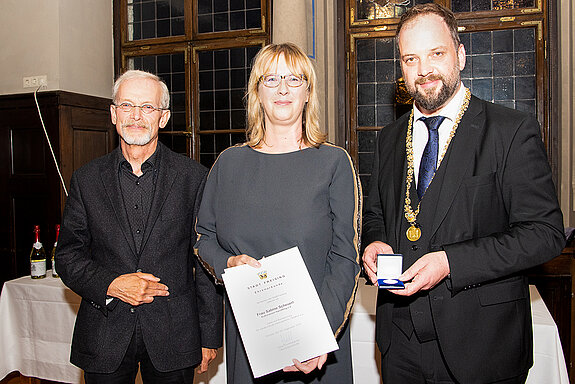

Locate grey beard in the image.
[120,126,152,146]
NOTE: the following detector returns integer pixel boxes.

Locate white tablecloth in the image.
[527,285,570,384]
[0,274,225,384]
[0,276,569,383]
[0,274,82,383]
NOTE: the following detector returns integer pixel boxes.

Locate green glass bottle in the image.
[30,225,47,279]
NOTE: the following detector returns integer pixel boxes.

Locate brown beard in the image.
[409,71,460,112]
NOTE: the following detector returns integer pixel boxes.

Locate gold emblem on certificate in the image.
[406,225,421,242]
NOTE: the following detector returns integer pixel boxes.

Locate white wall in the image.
[272,0,339,142]
[0,0,114,98]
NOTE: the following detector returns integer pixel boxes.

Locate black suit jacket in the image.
[56,143,223,373]
[363,96,565,383]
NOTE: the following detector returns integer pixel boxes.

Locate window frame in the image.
[113,0,271,161]
[190,39,267,161]
[343,0,555,183]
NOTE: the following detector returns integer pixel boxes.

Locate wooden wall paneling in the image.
[0,107,12,284]
[2,94,62,283]
[73,130,110,170]
[58,95,115,215]
[58,102,73,212]
[0,91,114,288]
[61,104,115,207]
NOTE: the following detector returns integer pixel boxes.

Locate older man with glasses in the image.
[56,70,223,384]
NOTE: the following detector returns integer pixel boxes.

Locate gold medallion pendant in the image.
[402,88,471,244]
[406,225,421,242]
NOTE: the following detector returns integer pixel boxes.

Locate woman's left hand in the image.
[282,354,328,374]
[227,254,261,268]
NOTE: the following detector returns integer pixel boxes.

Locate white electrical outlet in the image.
[23,75,48,89]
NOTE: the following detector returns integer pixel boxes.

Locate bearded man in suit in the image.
[362,4,565,384]
[56,70,222,383]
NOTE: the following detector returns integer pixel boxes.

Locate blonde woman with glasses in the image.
[195,43,361,384]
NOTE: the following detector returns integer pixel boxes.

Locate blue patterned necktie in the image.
[417,115,446,199]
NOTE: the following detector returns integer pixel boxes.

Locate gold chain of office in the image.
[404,88,471,242]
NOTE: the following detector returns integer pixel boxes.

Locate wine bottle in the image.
[30,225,47,279]
[52,224,60,278]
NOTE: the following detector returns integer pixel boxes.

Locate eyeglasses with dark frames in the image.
[259,74,307,88]
[113,102,167,114]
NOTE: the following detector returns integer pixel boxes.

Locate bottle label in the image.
[33,241,43,250]
[31,260,46,276]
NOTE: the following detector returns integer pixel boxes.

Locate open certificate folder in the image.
[221,246,339,378]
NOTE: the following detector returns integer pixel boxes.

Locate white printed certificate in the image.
[221,246,339,378]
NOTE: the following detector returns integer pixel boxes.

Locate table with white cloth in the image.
[0,274,225,384]
[0,275,569,383]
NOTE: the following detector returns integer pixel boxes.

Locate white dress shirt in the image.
[412,83,468,185]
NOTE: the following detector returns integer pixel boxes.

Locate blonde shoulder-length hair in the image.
[245,43,326,148]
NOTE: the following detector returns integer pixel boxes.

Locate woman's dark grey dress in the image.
[196,144,361,384]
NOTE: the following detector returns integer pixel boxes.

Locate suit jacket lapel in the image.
[100,149,137,257]
[140,144,178,253]
[430,96,486,237]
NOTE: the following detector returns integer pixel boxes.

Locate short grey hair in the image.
[112,70,170,109]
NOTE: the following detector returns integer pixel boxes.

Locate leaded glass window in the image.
[461,28,537,114]
[196,45,261,167]
[452,0,536,13]
[352,26,538,194]
[197,0,262,34]
[117,0,270,164]
[128,52,188,154]
[127,0,185,41]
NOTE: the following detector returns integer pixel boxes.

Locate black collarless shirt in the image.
[116,145,160,255]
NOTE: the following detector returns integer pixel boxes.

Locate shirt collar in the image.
[116,144,161,174]
[413,82,467,123]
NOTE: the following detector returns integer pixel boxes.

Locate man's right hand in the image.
[107,272,169,306]
[362,241,394,285]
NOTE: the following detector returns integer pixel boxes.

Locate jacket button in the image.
[130,307,135,313]
[136,268,142,273]
[411,245,418,251]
